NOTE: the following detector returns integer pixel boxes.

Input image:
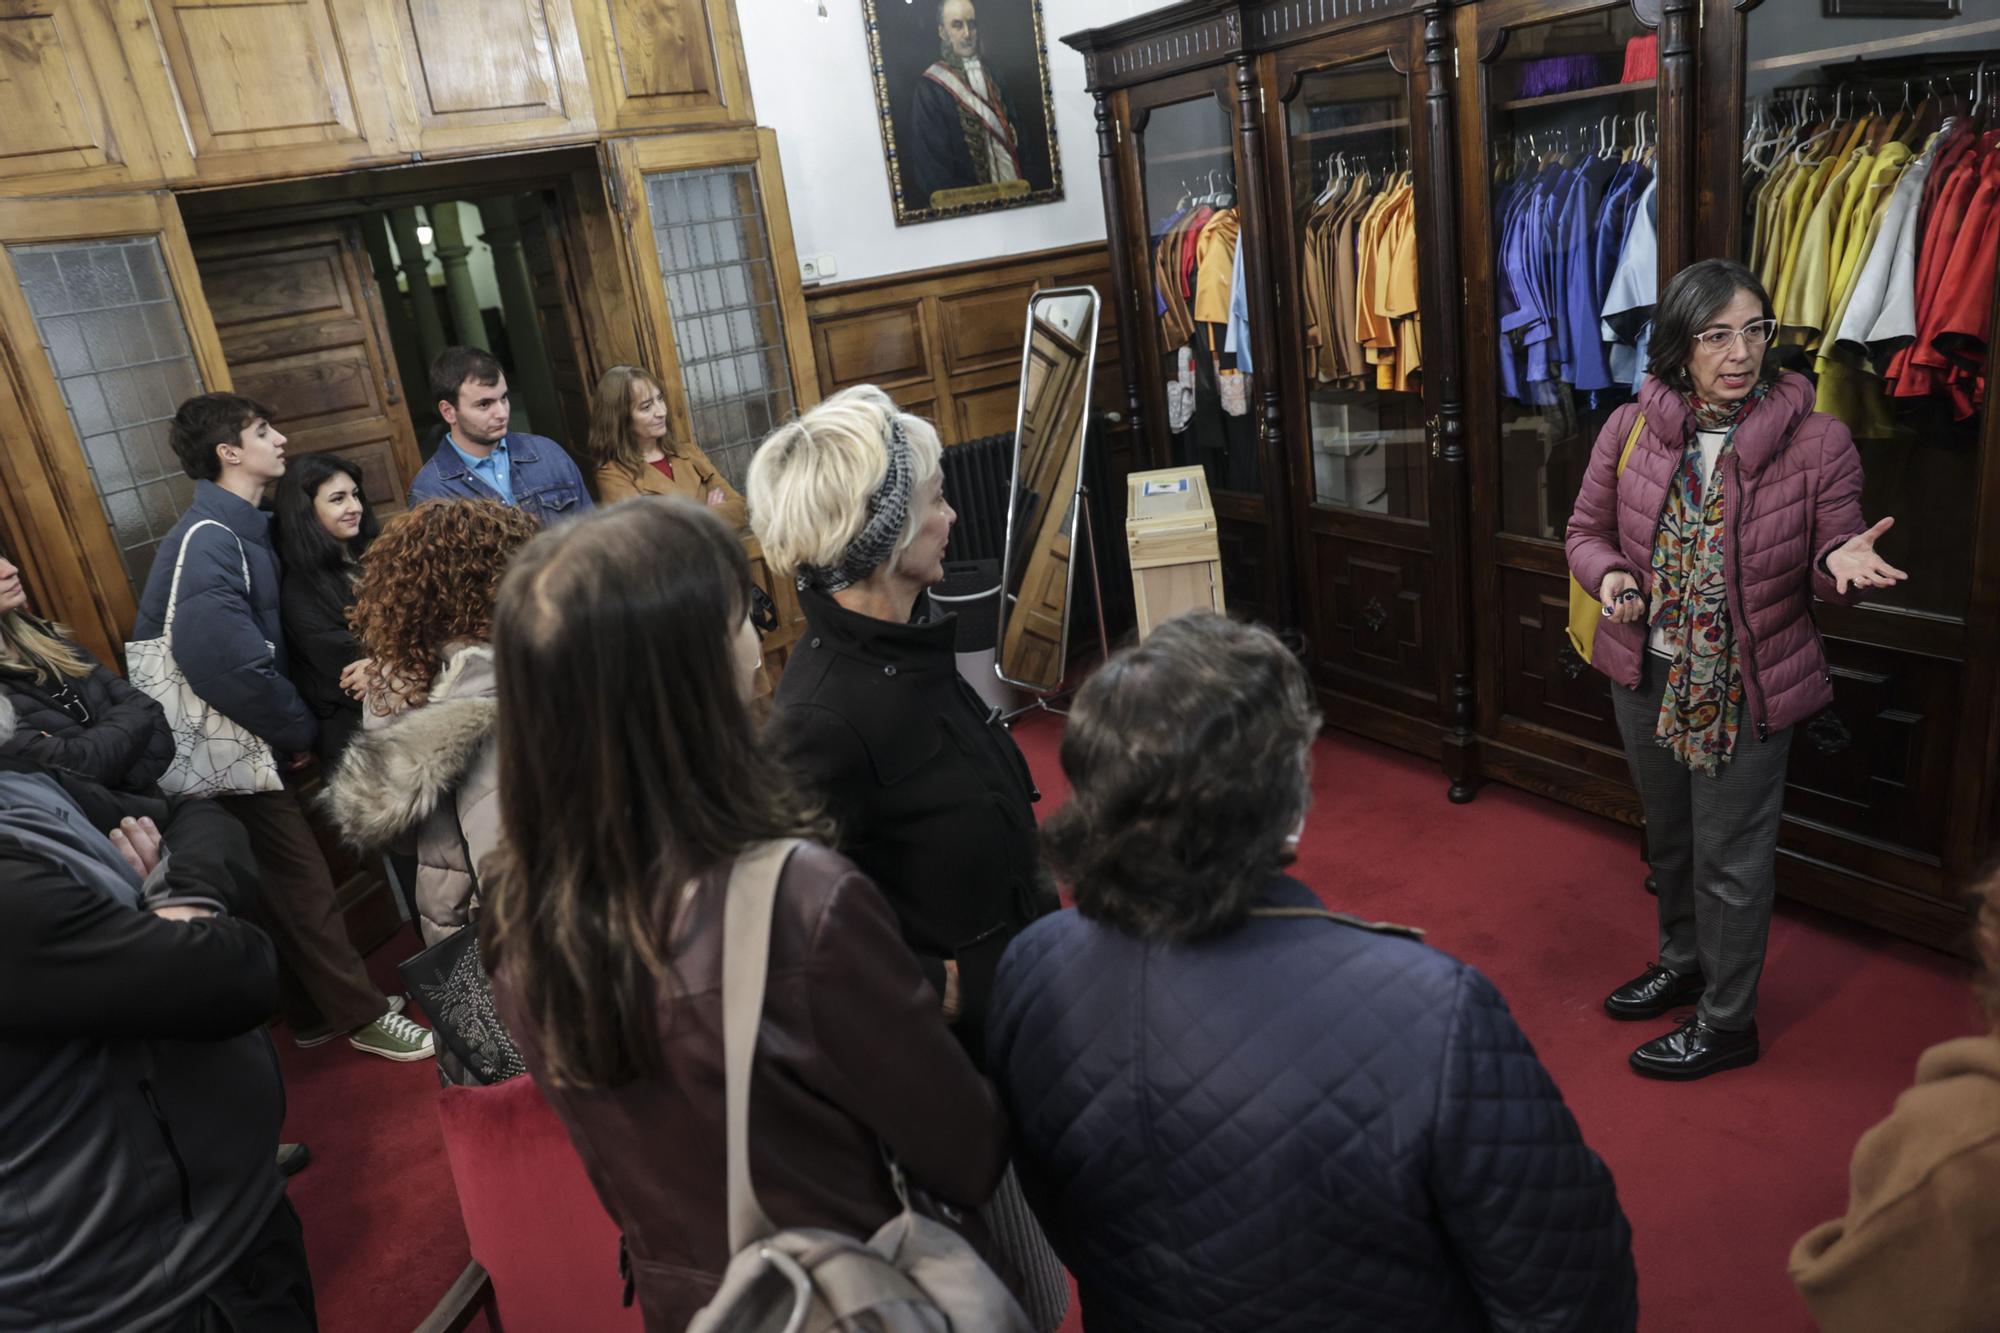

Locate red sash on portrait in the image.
[921,61,1025,178]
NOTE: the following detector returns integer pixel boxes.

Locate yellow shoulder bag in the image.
[1564,411,1646,665]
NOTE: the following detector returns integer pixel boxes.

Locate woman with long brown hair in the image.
[0,550,172,793]
[325,500,538,1083]
[586,364,748,531]
[482,497,1006,1331]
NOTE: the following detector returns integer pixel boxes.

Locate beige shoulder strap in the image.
[719,838,804,1253]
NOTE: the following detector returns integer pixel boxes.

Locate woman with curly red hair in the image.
[325,499,539,1084]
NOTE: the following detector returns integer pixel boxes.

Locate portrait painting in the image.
[862,0,1065,225]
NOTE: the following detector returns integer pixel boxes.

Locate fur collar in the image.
[323,646,496,847]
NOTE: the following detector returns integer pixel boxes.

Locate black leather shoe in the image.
[277,1142,311,1178]
[1629,1016,1759,1081]
[1603,962,1705,1020]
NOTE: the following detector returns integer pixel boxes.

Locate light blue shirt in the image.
[444,433,513,507]
[1223,234,1254,373]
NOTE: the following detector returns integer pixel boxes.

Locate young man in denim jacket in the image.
[408,346,595,525]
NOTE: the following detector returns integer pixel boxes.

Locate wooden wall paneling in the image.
[0,1,166,195]
[812,300,931,392]
[134,0,402,183]
[0,192,230,656]
[377,0,597,155]
[803,243,1130,449]
[572,0,754,132]
[190,219,423,513]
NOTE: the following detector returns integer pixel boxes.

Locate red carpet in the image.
[285,715,1979,1332]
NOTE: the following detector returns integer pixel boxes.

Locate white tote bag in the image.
[126,519,285,798]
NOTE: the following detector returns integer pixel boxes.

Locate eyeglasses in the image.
[1691,319,1777,352]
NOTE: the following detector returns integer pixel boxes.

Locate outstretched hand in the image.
[1825,517,1908,595]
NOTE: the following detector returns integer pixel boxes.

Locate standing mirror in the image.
[997,286,1103,694]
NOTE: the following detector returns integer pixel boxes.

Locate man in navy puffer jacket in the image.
[988,614,1636,1333]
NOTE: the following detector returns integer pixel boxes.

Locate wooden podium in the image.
[1125,465,1226,639]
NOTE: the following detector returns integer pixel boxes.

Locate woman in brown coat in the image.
[587,363,749,533]
[482,498,1007,1331]
[1789,870,2000,1332]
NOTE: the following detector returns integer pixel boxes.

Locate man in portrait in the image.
[907,0,1027,208]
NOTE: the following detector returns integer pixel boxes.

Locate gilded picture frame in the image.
[862,0,1065,226]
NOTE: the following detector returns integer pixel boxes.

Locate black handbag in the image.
[396,820,525,1084]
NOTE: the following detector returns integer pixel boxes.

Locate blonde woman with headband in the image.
[748,383,1070,1331]
[0,551,173,793]
[586,363,749,532]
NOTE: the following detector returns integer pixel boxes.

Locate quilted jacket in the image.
[986,877,1637,1333]
[0,637,173,792]
[1566,371,1867,737]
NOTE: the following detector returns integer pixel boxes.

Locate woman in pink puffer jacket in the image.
[1566,258,1906,1082]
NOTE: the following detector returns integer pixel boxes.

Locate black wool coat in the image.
[769,589,1055,1068]
[0,636,173,793]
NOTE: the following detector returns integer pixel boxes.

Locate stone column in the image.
[476,195,563,446]
[427,203,494,358]
[361,215,430,423]
[387,206,449,370]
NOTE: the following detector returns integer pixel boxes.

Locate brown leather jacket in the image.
[495,841,1010,1332]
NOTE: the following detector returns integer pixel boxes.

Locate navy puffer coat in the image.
[986,876,1638,1333]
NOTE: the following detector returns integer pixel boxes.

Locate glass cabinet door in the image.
[1133,95,1259,495]
[1487,5,1660,542]
[1735,11,1981,618]
[1285,56,1424,520]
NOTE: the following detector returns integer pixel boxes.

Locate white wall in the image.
[740,0,1172,285]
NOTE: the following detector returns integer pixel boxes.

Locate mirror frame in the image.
[995,284,1102,694]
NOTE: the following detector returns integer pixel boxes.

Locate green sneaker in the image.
[292,993,406,1050]
[348,1010,435,1062]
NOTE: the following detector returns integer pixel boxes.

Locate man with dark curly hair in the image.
[986,612,1636,1333]
[132,393,434,1065]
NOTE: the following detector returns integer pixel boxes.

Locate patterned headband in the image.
[796,417,915,594]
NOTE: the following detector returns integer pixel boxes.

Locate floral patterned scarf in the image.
[1649,385,1767,774]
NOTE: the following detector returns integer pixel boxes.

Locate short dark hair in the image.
[1041,613,1323,942]
[167,393,276,482]
[430,346,504,413]
[1647,257,1780,390]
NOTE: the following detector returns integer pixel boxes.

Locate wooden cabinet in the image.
[0,0,752,195]
[0,1,167,193]
[136,0,402,182]
[1069,0,1997,953]
[377,0,597,153]
[573,0,754,132]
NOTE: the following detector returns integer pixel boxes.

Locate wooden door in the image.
[0,1,167,195]
[605,130,817,677]
[572,0,754,133]
[1264,15,1458,763]
[128,0,403,184]
[1457,0,1683,816]
[191,220,425,515]
[519,195,597,450]
[0,192,231,663]
[1117,65,1282,628]
[378,0,597,156]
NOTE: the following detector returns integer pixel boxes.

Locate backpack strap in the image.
[719,837,804,1254]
